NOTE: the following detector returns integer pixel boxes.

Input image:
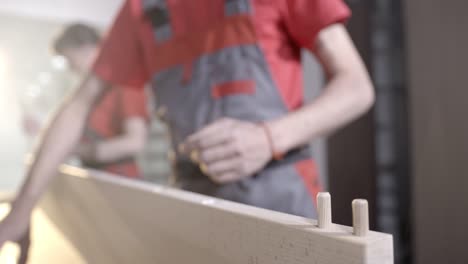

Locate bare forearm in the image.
[268,72,374,153]
[14,102,88,212]
[267,24,375,154]
[87,117,147,163]
[94,135,144,163]
[13,76,107,214]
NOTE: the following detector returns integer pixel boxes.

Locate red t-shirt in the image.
[84,86,148,178]
[93,0,350,110]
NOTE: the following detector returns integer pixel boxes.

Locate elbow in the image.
[351,73,375,115]
[360,78,375,113]
[123,119,149,156]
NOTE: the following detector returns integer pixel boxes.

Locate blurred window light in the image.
[0,49,7,89]
[51,55,69,71]
[25,84,42,98]
[38,71,53,85]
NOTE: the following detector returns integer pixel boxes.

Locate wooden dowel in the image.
[317,192,332,229]
[352,199,369,237]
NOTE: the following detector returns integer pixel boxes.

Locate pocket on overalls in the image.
[211,72,261,121]
[205,46,259,120]
[211,80,255,99]
[209,78,257,120]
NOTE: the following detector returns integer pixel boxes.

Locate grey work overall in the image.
[143,0,320,217]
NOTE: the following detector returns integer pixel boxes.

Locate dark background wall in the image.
[405,1,468,263]
[328,2,411,263]
[327,0,377,229]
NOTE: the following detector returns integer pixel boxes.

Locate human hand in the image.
[180,118,272,184]
[17,224,31,264]
[0,206,31,252]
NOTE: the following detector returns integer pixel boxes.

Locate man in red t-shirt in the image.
[1,0,375,244]
[53,24,148,178]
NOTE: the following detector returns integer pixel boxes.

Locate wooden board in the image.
[39,165,393,264]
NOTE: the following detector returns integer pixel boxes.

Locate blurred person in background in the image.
[53,23,149,179]
[0,0,374,246]
[10,23,150,263]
